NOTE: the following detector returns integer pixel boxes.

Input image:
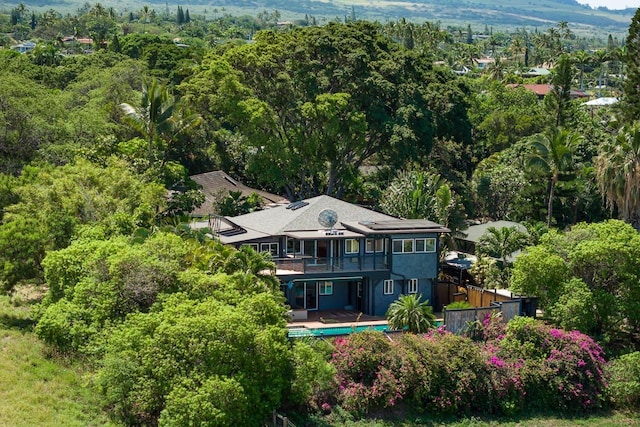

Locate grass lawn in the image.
[305,410,640,426]
[0,294,118,427]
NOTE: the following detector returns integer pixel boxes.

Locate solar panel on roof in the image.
[286,201,309,210]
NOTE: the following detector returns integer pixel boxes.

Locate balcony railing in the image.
[273,254,389,274]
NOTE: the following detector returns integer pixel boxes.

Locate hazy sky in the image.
[578,0,639,9]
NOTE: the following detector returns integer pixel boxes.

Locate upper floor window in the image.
[415,238,436,253]
[383,279,394,295]
[260,242,279,256]
[392,239,414,254]
[345,239,359,254]
[366,238,385,253]
[286,238,302,254]
[407,278,418,294]
[393,238,435,254]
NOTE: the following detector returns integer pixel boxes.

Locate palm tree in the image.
[140,5,151,31]
[119,79,200,167]
[477,226,529,268]
[573,50,592,90]
[596,123,640,230]
[527,127,581,226]
[386,294,436,333]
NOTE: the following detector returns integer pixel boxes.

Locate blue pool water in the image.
[287,321,444,338]
[288,324,392,338]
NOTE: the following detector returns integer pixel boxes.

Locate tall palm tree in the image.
[119,79,201,167]
[573,50,592,90]
[386,294,436,333]
[477,226,529,268]
[527,127,581,227]
[596,123,640,230]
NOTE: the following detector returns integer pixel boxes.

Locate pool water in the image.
[287,321,443,338]
[288,324,393,338]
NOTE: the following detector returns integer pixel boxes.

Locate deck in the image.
[286,309,387,329]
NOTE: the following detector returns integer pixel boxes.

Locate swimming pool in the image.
[287,324,393,338]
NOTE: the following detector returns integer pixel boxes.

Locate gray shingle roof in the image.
[189,171,288,217]
[230,195,396,236]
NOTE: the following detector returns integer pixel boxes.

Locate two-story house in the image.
[201,195,449,317]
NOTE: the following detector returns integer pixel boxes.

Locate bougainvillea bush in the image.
[325,317,609,418]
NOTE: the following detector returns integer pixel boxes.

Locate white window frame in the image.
[319,281,333,295]
[383,279,394,295]
[260,242,279,256]
[408,278,418,294]
[345,239,359,254]
[415,237,436,253]
[392,239,414,254]
[365,238,384,253]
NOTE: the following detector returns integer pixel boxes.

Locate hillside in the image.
[3,0,634,36]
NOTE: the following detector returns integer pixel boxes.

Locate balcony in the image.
[273,254,389,275]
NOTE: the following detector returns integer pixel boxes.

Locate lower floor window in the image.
[383,279,394,295]
[319,281,333,295]
[408,278,418,294]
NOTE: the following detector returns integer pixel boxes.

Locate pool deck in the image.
[286,309,444,330]
[286,310,388,329]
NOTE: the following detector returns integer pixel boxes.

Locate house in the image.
[506,84,589,100]
[455,220,528,263]
[189,171,288,217]
[10,41,36,53]
[521,67,551,78]
[196,195,449,317]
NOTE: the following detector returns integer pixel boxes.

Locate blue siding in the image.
[319,282,350,310]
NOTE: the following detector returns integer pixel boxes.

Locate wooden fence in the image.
[443,299,523,335]
[273,411,296,427]
[466,285,516,307]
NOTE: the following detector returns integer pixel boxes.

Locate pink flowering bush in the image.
[331,331,405,413]
[324,317,609,419]
[499,317,608,411]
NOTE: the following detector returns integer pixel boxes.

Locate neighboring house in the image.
[189,171,288,217]
[506,84,589,100]
[475,57,494,70]
[455,220,528,263]
[11,41,36,53]
[195,195,449,317]
[521,67,551,78]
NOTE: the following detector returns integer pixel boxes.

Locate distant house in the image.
[455,220,528,263]
[189,171,288,217]
[521,67,551,78]
[10,41,36,53]
[475,57,494,70]
[506,84,589,100]
[194,195,449,317]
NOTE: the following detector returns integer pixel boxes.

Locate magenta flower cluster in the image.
[326,316,608,417]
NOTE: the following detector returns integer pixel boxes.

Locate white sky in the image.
[578,0,639,9]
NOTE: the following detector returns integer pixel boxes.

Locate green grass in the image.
[0,294,118,427]
[305,410,640,426]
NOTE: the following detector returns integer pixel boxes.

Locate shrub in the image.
[499,317,608,411]
[607,352,640,410]
[332,331,404,413]
[287,339,336,410]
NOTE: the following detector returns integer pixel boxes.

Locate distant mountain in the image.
[3,0,635,35]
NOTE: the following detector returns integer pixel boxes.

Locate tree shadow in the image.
[0,314,35,332]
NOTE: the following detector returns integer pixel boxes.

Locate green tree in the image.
[527,127,581,226]
[386,293,436,333]
[119,78,201,168]
[477,226,529,268]
[596,123,640,229]
[622,7,640,123]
